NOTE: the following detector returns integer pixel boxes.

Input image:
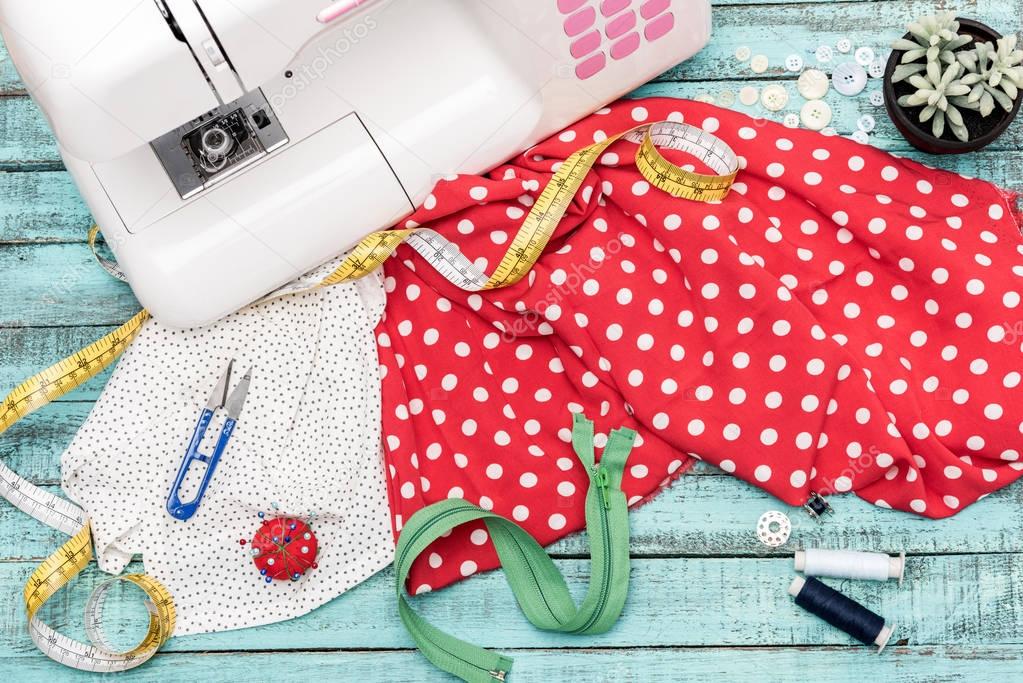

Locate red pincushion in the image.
[249,517,318,583]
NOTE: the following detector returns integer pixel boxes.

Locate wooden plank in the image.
[0,172,90,243]
[0,327,117,397]
[0,554,1019,654]
[0,244,139,326]
[656,0,1019,84]
[0,403,94,485]
[3,473,1022,559]
[4,646,1022,681]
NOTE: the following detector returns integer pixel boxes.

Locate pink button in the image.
[563,6,596,37]
[576,52,607,79]
[600,0,631,17]
[644,12,675,41]
[640,0,671,19]
[610,31,640,60]
[557,0,588,14]
[571,30,602,58]
[605,10,636,39]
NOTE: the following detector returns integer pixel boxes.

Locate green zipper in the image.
[394,413,637,682]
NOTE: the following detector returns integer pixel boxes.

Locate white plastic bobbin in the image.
[756,510,792,547]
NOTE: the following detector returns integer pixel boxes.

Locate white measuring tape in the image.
[0,313,175,672]
[19,119,741,671]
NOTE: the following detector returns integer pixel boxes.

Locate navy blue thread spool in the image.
[788,576,896,653]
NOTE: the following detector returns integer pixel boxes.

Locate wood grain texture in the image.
[1,0,1023,680]
[3,646,1023,681]
[0,551,1016,653]
[2,471,1022,560]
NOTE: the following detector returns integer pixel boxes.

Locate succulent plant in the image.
[956,36,1023,114]
[891,13,1022,141]
[897,61,971,141]
[891,11,973,67]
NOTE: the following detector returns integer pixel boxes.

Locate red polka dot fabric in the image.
[376,97,1023,594]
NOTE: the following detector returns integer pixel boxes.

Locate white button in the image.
[750,54,770,73]
[738,86,759,106]
[784,113,800,128]
[815,45,834,63]
[832,62,868,96]
[785,54,804,72]
[797,69,830,100]
[735,46,752,62]
[868,58,886,79]
[837,38,852,53]
[855,46,876,67]
[694,93,716,104]
[821,126,838,137]
[851,130,870,144]
[857,114,876,132]
[717,90,736,107]
[800,99,833,131]
[760,84,789,111]
[869,90,885,106]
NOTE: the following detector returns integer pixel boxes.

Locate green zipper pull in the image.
[394,414,636,683]
[592,464,611,509]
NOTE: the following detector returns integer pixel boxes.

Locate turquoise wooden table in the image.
[2,0,1022,680]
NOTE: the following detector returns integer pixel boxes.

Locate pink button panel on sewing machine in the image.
[558,0,676,79]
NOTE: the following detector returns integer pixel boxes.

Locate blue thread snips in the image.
[166,359,252,521]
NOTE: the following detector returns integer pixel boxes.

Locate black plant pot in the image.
[883,17,1021,154]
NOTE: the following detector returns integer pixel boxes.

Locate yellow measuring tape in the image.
[1,311,175,672]
[11,120,736,671]
[90,121,738,296]
[316,121,737,291]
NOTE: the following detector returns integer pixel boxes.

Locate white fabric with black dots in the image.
[61,272,394,635]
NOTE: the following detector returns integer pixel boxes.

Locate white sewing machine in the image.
[0,0,710,328]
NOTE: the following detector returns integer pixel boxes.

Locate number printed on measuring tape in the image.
[10,119,739,670]
[91,121,739,301]
[0,312,176,672]
[313,120,737,293]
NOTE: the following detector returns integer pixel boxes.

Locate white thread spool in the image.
[794,549,906,586]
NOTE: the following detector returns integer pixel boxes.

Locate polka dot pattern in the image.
[376,98,1023,595]
[61,272,395,634]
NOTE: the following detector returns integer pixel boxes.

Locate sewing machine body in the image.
[0,0,710,327]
